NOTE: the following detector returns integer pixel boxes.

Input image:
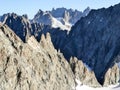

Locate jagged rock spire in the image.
[69,57,101,87]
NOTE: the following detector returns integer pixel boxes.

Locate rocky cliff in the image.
[103,64,120,86]
[69,57,101,87]
[0,23,76,90]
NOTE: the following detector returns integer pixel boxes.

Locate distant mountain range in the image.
[32,7,90,30]
[0,4,120,90]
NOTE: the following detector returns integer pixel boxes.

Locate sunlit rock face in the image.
[103,63,120,86]
[0,24,75,90]
[69,57,101,87]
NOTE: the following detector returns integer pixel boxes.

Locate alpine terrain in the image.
[0,3,120,90]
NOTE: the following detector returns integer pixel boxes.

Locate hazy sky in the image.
[0,0,120,19]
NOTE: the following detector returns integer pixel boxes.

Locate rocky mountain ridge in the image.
[0,13,32,42]
[0,3,120,88]
[0,23,102,90]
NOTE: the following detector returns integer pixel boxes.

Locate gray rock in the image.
[0,23,75,90]
[69,57,101,87]
[103,63,120,86]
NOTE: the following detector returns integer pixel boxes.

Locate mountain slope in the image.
[59,3,120,85]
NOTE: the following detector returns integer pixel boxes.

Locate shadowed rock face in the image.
[31,23,68,50]
[0,23,76,90]
[0,13,32,42]
[60,3,120,85]
[0,13,68,48]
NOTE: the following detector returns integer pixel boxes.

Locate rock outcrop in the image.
[0,23,75,90]
[103,63,120,86]
[69,57,101,87]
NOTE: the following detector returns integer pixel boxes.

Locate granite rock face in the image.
[0,23,75,90]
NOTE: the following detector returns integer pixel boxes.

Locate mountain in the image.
[51,7,90,24]
[0,13,32,42]
[31,22,68,50]
[32,10,71,30]
[0,13,68,48]
[0,3,120,88]
[0,23,75,90]
[32,7,90,30]
[69,57,101,87]
[0,23,102,90]
[58,3,120,85]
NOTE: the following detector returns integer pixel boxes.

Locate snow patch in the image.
[52,17,71,30]
[75,79,120,90]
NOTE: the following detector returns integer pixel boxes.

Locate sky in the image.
[0,0,120,19]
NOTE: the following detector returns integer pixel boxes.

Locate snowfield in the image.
[75,79,120,90]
